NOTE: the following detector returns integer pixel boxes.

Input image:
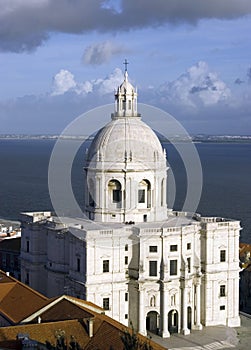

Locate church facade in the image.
[20,68,240,337]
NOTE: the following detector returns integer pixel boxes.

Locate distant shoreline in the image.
[1,134,251,143]
[0,218,20,227]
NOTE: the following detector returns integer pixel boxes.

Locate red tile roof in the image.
[0,270,48,324]
[0,317,166,350]
[0,271,166,349]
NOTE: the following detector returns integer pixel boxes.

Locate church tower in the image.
[83,65,168,223]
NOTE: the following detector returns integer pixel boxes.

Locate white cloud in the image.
[83,41,126,65]
[51,67,124,96]
[94,68,124,94]
[1,64,251,135]
[157,61,231,108]
[51,69,77,96]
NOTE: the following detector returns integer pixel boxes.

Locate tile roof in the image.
[240,243,251,256]
[0,270,48,324]
[33,299,94,322]
[239,243,251,269]
[0,316,166,350]
[0,271,166,349]
[0,320,89,348]
[21,295,104,323]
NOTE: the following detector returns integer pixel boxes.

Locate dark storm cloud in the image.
[1,0,251,52]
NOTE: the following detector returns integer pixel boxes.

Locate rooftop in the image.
[0,270,49,324]
[0,271,165,349]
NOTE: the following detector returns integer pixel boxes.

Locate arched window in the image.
[138,179,151,208]
[108,180,122,206]
[88,178,95,207]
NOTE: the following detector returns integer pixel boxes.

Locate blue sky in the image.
[0,0,251,135]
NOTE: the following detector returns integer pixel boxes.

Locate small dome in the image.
[118,71,134,94]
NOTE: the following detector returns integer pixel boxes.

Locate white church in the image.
[20,67,240,337]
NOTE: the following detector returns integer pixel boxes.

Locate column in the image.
[161,284,170,338]
[194,283,203,330]
[139,285,146,335]
[182,285,190,335]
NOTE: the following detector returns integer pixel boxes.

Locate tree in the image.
[120,323,153,350]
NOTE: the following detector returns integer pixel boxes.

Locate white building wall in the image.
[201,219,240,327]
[80,228,131,326]
[20,216,48,295]
[20,212,241,336]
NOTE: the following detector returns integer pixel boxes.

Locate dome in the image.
[83,66,168,223]
[118,70,134,94]
[86,117,166,169]
[86,68,166,170]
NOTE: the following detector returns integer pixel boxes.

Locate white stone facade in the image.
[20,69,240,337]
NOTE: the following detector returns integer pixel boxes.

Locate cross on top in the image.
[123,59,129,72]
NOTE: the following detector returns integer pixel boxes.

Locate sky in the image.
[0,0,251,135]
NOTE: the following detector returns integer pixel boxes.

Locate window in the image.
[77,258,80,272]
[220,250,226,262]
[113,190,121,203]
[125,256,128,265]
[149,261,157,276]
[220,285,226,297]
[125,314,128,319]
[220,305,225,310]
[170,245,178,252]
[109,180,121,204]
[170,260,178,276]
[26,241,30,253]
[149,246,158,253]
[89,193,94,207]
[125,293,128,302]
[103,298,110,310]
[187,243,191,250]
[187,257,191,273]
[138,179,151,207]
[125,244,128,251]
[103,260,109,273]
[138,189,145,203]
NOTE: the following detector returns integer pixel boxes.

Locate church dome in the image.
[83,65,168,223]
[86,68,166,170]
[86,117,166,169]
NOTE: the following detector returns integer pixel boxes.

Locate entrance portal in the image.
[168,310,178,334]
[146,311,159,334]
